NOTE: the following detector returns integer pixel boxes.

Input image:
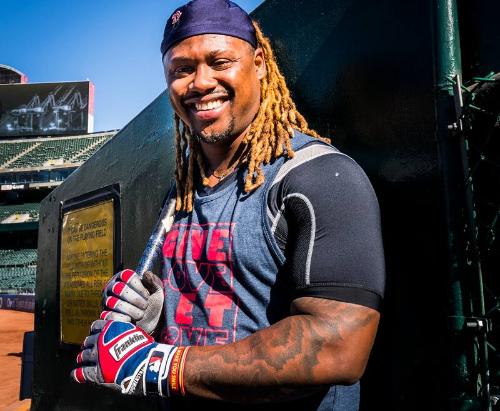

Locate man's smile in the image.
[194,99,225,111]
[183,94,231,121]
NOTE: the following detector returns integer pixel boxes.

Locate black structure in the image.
[0,64,28,85]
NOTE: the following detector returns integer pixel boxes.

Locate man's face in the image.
[164,34,265,145]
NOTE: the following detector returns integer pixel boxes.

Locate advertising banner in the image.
[0,294,35,312]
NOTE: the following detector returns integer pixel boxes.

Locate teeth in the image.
[195,99,224,111]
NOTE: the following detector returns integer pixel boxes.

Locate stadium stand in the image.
[0,142,37,167]
[0,131,116,295]
[0,66,117,300]
[0,267,36,292]
[0,203,39,223]
[0,249,37,266]
[0,132,113,170]
[0,132,116,293]
[0,249,37,292]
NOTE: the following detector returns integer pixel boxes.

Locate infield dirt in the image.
[0,309,33,410]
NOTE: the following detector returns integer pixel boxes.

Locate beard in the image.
[193,116,236,145]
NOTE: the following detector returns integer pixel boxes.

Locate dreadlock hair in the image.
[173,21,328,212]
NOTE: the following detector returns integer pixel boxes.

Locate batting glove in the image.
[101,269,164,335]
[71,320,187,396]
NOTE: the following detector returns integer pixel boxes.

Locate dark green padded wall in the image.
[252,1,448,409]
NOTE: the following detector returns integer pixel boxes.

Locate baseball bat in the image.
[135,185,176,278]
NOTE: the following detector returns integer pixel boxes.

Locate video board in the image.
[0,81,94,137]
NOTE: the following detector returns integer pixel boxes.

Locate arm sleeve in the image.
[267,142,385,311]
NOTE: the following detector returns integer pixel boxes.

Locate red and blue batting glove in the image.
[101,269,164,335]
[71,320,178,396]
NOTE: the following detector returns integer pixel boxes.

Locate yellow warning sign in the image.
[60,199,114,345]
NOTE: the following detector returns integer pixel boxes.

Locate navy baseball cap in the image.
[161,0,257,57]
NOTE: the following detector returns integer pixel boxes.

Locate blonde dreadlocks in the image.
[173,21,327,212]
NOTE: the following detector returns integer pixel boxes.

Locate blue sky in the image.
[0,0,264,132]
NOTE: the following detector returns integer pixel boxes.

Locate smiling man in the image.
[72,1,385,410]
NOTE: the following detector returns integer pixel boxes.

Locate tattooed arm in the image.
[183,296,380,403]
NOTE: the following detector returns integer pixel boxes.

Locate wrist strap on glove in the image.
[72,321,190,398]
[139,344,190,397]
[166,346,190,396]
[125,343,191,397]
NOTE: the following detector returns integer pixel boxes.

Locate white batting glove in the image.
[101,269,164,335]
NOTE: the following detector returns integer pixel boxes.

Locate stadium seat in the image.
[0,203,40,223]
[0,249,37,266]
[0,265,36,292]
[0,142,37,167]
[3,133,114,169]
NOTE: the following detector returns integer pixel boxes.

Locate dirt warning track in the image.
[0,309,33,410]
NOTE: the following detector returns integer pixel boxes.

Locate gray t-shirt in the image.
[160,131,385,410]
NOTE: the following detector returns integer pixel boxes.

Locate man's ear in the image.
[254,47,266,80]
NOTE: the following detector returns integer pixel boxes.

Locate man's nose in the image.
[190,65,217,93]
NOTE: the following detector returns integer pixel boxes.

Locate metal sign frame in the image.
[57,184,121,347]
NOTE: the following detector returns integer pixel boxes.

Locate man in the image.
[72,1,385,410]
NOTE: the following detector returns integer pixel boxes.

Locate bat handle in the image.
[135,189,176,278]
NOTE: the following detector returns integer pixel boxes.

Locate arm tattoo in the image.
[183,297,379,403]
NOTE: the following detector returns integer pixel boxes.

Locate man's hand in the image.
[71,320,178,396]
[101,269,164,334]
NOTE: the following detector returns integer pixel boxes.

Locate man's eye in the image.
[173,66,194,75]
[212,59,232,69]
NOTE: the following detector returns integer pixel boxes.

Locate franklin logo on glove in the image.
[111,331,147,361]
[72,321,184,397]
